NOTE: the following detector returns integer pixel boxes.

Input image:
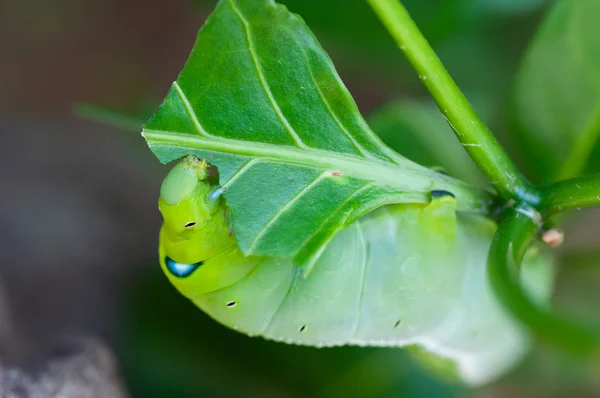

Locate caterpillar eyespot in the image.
[157,157,554,385]
[430,189,456,199]
[185,221,196,228]
[165,256,203,278]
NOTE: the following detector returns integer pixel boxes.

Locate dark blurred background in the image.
[2,0,600,397]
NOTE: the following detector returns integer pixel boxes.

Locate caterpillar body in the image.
[158,156,553,385]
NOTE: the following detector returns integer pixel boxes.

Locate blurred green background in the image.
[1,0,600,397]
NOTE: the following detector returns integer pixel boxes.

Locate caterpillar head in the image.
[158,156,219,238]
[158,156,252,298]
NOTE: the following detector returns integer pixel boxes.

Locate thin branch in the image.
[488,204,599,355]
[366,0,540,204]
[538,174,600,216]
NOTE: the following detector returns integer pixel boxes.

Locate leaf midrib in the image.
[143,128,480,193]
[148,129,450,182]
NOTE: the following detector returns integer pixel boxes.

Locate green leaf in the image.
[191,0,462,65]
[143,0,493,268]
[368,99,487,187]
[512,0,600,182]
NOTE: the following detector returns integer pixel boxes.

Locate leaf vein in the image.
[283,29,374,159]
[143,129,493,214]
[300,182,375,270]
[172,81,212,137]
[281,27,406,164]
[228,0,308,149]
[145,130,423,185]
[222,158,261,188]
[246,171,329,253]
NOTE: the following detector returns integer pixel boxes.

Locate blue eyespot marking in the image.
[165,256,203,278]
[430,190,456,199]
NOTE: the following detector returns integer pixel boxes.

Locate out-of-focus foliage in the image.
[476,0,547,15]
[512,0,600,182]
[368,100,486,186]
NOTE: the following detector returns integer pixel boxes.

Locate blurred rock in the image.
[1,277,127,397]
[0,336,128,398]
[0,115,162,395]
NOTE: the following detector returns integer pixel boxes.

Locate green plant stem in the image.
[74,103,146,133]
[366,0,539,204]
[537,174,600,216]
[488,204,598,355]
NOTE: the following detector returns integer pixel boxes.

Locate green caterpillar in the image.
[158,156,554,385]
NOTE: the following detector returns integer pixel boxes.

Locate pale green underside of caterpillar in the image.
[158,156,554,386]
